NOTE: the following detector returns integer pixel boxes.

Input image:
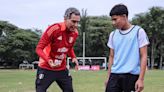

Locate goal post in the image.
[67,57,107,70]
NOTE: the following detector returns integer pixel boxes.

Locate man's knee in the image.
[36,87,47,92]
[63,86,73,92]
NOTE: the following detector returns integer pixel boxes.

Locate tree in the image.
[74,9,90,57]
[132,7,164,69]
[84,16,113,57]
[0,21,40,68]
[0,29,2,36]
[74,14,113,57]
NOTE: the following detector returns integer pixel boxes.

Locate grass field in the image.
[0,69,164,92]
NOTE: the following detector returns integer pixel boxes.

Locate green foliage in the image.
[74,9,89,56]
[0,21,40,68]
[86,16,113,57]
[132,7,164,69]
[0,29,2,36]
[75,14,113,57]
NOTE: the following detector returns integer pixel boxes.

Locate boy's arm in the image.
[107,48,114,78]
[139,45,148,80]
[135,45,148,92]
[105,48,114,86]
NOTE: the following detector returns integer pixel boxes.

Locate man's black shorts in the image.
[35,67,73,92]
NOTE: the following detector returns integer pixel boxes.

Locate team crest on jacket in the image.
[69,37,73,43]
[39,73,44,79]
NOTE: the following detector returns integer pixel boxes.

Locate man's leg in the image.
[56,69,73,92]
[35,67,54,92]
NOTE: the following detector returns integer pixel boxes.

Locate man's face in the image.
[111,15,126,29]
[65,14,80,31]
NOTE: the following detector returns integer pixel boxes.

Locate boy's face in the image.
[111,15,127,29]
[65,14,80,32]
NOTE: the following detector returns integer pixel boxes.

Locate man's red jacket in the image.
[36,22,78,71]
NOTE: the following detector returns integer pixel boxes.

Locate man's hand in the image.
[72,58,79,70]
[48,59,61,68]
[135,79,144,92]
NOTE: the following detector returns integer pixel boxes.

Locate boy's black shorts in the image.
[105,73,139,92]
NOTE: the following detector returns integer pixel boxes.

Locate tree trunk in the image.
[151,39,155,69]
[159,55,163,69]
[147,57,150,69]
[159,44,163,69]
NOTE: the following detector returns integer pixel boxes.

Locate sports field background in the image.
[0,70,164,92]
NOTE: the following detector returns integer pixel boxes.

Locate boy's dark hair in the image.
[110,4,128,17]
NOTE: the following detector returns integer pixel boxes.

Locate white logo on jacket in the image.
[57,36,62,40]
[55,54,66,60]
[53,59,62,66]
[57,47,68,53]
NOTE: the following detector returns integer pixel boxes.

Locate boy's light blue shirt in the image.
[111,26,141,74]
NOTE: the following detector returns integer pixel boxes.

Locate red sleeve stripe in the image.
[47,25,60,37]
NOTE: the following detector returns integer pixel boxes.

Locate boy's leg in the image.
[105,73,122,92]
[123,74,139,92]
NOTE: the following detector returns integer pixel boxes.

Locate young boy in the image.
[105,4,149,92]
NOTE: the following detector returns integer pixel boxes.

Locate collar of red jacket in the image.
[59,22,66,31]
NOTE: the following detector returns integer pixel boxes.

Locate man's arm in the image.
[67,48,79,70]
[68,48,76,59]
[105,48,114,86]
[36,32,51,62]
[135,45,148,92]
[36,24,59,62]
[68,48,79,69]
[67,32,79,67]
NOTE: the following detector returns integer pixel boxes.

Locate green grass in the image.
[0,70,164,92]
